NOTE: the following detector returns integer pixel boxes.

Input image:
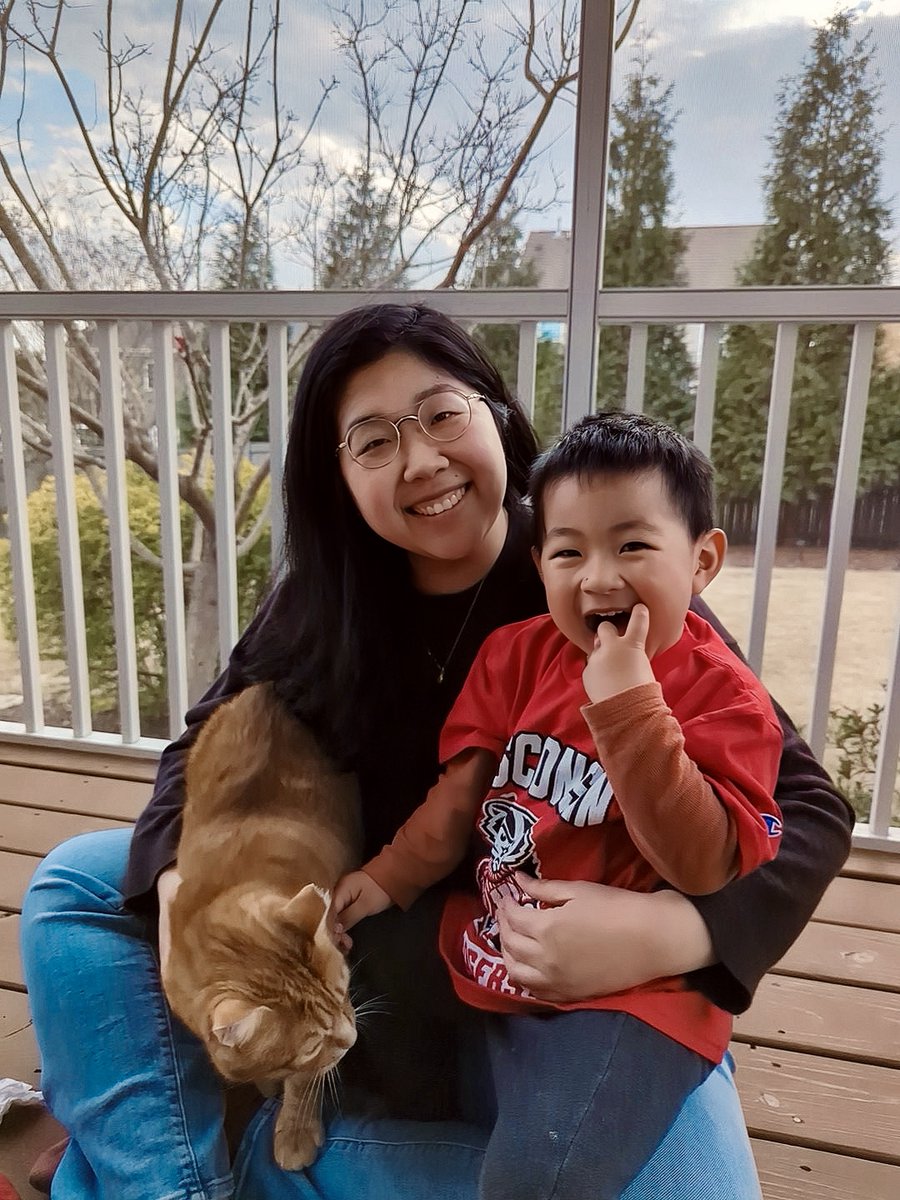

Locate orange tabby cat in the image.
[162,682,361,1169]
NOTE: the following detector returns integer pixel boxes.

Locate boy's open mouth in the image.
[585,608,632,635]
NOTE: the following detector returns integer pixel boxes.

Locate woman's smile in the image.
[407,483,470,517]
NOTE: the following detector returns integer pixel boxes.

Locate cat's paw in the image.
[273,1115,324,1171]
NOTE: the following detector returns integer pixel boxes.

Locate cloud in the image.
[611,0,900,232]
[3,0,898,278]
[674,0,900,35]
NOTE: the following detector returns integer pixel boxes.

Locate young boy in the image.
[334,410,783,1200]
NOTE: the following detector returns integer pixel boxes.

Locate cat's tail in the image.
[184,682,281,816]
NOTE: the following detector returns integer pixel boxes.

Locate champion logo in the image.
[762,813,783,838]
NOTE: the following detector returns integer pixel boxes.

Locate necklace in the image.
[425,577,487,684]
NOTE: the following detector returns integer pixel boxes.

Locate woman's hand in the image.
[332,870,392,932]
[156,865,183,975]
[496,873,716,1003]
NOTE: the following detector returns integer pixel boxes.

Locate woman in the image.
[21,303,852,1200]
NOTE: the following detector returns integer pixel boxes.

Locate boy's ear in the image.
[531,545,544,581]
[692,528,727,594]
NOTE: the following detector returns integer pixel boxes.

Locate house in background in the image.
[523,224,764,357]
[523,224,900,364]
[523,223,766,290]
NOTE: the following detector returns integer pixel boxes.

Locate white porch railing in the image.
[0,286,897,852]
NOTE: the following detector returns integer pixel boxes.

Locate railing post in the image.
[45,322,92,738]
[153,323,189,740]
[693,322,723,457]
[747,323,799,675]
[97,322,141,743]
[808,323,877,759]
[209,323,239,670]
[516,322,538,421]
[624,324,648,413]
[267,322,289,572]
[869,609,900,840]
[0,322,43,732]
[562,0,616,427]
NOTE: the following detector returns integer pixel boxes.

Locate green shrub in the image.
[0,462,271,726]
[829,698,900,824]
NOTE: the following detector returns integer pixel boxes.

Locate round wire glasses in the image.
[336,388,483,469]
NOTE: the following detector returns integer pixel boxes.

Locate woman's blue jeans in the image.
[20,829,762,1200]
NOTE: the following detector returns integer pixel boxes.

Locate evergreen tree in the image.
[713,10,899,501]
[211,212,275,291]
[319,166,406,289]
[466,210,566,447]
[597,59,694,431]
[210,213,274,428]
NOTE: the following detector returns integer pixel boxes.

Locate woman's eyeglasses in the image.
[336,388,484,469]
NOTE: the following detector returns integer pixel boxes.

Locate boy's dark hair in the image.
[530,410,716,546]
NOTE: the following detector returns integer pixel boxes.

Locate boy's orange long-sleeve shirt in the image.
[363,610,783,1062]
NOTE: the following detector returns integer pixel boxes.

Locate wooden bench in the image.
[1,740,899,1198]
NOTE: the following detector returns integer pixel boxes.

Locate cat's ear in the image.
[210,998,271,1048]
[281,884,330,936]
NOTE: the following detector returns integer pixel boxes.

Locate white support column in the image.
[623,324,648,413]
[693,323,722,457]
[869,603,900,839]
[267,322,289,572]
[153,323,188,740]
[747,323,798,675]
[45,322,92,737]
[808,323,877,758]
[97,323,141,743]
[516,321,538,421]
[562,0,616,428]
[209,323,238,668]
[0,322,43,731]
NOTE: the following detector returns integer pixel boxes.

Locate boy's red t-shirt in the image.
[437,610,783,1063]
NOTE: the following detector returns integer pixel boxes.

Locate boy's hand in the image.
[332,870,392,932]
[582,603,655,703]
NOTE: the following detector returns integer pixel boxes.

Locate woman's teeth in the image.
[412,486,466,516]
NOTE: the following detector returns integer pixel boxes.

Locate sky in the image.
[628,0,900,232]
[1,0,898,287]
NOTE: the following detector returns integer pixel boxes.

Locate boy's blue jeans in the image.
[20,829,763,1200]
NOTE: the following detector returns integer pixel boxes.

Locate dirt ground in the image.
[705,550,898,790]
[705,550,897,727]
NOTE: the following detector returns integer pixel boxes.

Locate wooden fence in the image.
[721,486,900,550]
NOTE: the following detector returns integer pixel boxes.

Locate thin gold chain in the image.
[425,577,487,684]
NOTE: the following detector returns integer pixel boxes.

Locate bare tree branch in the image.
[616,1,642,51]
[0,0,616,693]
[234,456,271,531]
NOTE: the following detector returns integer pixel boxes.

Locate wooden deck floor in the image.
[1,740,899,1199]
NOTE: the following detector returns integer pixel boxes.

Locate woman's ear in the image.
[692,528,727,594]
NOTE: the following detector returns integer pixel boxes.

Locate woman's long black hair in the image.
[243,303,538,768]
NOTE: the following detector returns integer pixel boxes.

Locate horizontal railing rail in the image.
[0,287,897,851]
[0,285,899,322]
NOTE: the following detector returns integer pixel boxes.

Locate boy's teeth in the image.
[413,486,465,516]
[587,608,631,631]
